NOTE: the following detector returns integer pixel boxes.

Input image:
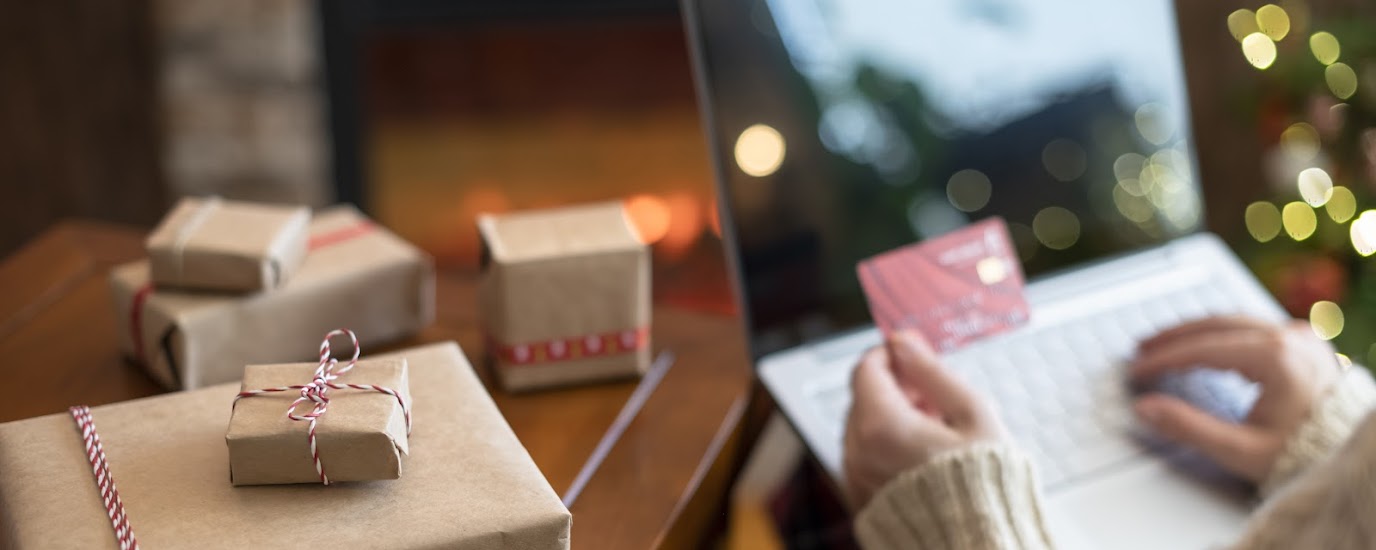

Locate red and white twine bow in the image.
[234,329,412,485]
[69,405,140,550]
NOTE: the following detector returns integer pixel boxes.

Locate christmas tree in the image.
[1229,2,1376,370]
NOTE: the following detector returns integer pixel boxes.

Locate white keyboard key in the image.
[1065,438,1142,475]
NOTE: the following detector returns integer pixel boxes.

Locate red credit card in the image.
[857,217,1029,352]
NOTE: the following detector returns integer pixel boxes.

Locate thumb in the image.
[1134,394,1268,480]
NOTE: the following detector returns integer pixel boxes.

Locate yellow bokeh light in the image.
[1227,9,1260,42]
[1134,103,1173,146]
[1325,62,1358,100]
[734,124,786,177]
[1310,31,1340,65]
[1032,207,1081,250]
[1255,5,1291,41]
[1281,201,1317,240]
[1241,33,1278,70]
[1113,153,1147,183]
[1280,122,1320,161]
[1326,186,1356,223]
[946,169,992,212]
[1350,211,1376,256]
[1245,201,1282,242]
[1297,167,1334,206]
[1309,300,1344,340]
[1114,184,1155,223]
[1336,353,1353,371]
[1041,139,1087,182]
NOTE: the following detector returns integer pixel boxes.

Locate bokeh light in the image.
[1326,186,1356,223]
[1041,139,1088,182]
[1281,201,1317,240]
[1114,153,1147,185]
[1242,33,1278,70]
[1255,4,1291,41]
[1227,9,1260,41]
[946,169,993,212]
[1114,184,1155,223]
[1309,300,1344,340]
[659,192,704,260]
[1350,210,1376,256]
[1134,103,1173,146]
[734,124,786,177]
[1280,122,1320,161]
[1032,207,1081,250]
[1245,201,1282,242]
[1309,31,1340,65]
[1297,167,1334,206]
[1325,63,1358,100]
[624,194,671,244]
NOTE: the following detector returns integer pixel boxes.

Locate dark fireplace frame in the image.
[317,0,680,211]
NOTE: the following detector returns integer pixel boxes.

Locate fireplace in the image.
[321,0,732,312]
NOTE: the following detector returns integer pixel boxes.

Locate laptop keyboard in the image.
[815,277,1261,489]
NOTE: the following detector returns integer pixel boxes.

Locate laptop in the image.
[681,0,1288,548]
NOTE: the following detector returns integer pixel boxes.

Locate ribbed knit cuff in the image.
[854,443,1054,550]
[1260,367,1376,497]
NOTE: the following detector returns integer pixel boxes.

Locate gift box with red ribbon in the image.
[110,206,435,390]
[228,330,413,486]
[478,202,652,392]
[146,197,310,292]
[0,341,569,549]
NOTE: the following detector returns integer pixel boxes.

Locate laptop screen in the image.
[686,0,1204,359]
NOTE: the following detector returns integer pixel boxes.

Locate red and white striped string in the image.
[69,405,140,550]
[233,329,411,485]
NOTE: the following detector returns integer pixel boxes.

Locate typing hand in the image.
[1130,315,1342,482]
[843,331,1005,509]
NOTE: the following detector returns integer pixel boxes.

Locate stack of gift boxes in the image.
[0,198,657,549]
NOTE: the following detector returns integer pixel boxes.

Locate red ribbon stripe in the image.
[491,326,650,366]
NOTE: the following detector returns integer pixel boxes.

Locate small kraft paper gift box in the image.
[0,341,570,549]
[478,201,651,392]
[228,330,412,485]
[110,206,435,390]
[147,196,310,292]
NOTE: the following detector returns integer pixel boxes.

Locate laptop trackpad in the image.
[1046,459,1253,550]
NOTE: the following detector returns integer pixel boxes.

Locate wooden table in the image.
[0,221,755,549]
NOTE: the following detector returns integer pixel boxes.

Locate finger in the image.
[887,331,984,428]
[1130,329,1276,384]
[1137,315,1275,353]
[849,347,913,416]
[1134,394,1267,480]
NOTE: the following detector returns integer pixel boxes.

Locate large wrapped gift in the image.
[228,332,412,486]
[110,206,435,390]
[146,197,310,292]
[0,342,571,549]
[478,202,651,392]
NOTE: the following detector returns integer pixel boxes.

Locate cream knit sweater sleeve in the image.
[854,368,1376,550]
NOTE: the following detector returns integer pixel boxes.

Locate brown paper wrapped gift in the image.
[478,202,651,392]
[147,197,310,292]
[0,342,571,549]
[111,206,435,390]
[228,357,412,485]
